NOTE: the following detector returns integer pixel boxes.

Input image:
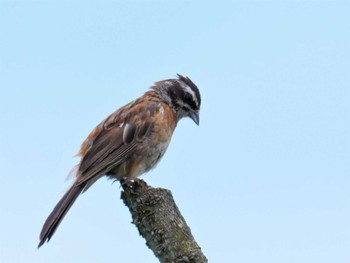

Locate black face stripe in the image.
[183,93,198,110]
[152,75,201,113]
[168,83,184,109]
[177,74,201,108]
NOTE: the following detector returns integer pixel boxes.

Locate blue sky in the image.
[0,1,349,262]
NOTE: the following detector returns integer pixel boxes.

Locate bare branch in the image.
[121,179,207,263]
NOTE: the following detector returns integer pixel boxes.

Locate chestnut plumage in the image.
[38,74,201,247]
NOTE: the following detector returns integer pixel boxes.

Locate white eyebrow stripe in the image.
[183,85,198,106]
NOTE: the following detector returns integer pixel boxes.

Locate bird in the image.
[38,74,201,248]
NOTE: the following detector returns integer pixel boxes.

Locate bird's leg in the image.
[120,177,135,189]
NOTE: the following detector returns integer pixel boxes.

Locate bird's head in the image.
[152,74,201,125]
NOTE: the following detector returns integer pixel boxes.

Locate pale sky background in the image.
[0,1,349,262]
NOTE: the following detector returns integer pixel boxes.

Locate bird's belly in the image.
[108,140,170,181]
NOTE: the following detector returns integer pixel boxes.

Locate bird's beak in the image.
[189,110,200,125]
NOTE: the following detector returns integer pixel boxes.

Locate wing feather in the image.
[76,110,152,187]
[77,142,139,186]
[79,126,124,174]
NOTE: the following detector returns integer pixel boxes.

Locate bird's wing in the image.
[76,102,153,187]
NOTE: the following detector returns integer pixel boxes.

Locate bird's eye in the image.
[184,93,192,101]
[183,95,197,111]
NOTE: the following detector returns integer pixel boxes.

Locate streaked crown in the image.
[152,74,201,125]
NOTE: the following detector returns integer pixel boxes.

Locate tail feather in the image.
[38,184,84,248]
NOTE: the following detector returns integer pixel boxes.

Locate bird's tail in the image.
[38,183,84,248]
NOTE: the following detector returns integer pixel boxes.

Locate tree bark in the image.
[121,179,208,263]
